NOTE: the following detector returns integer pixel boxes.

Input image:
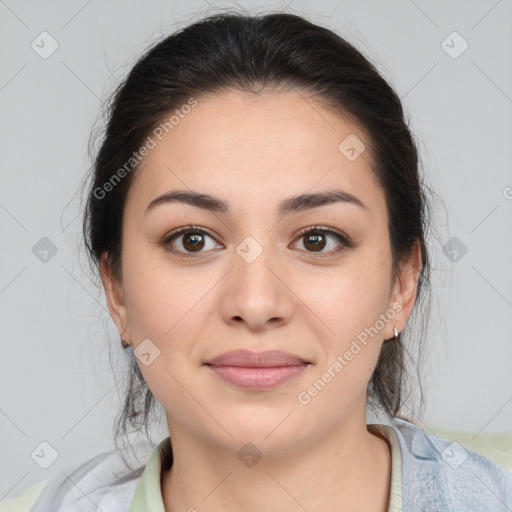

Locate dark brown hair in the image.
[81,10,436,467]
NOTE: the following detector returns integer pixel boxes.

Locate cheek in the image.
[124,269,211,344]
[298,276,389,413]
[121,251,214,411]
[309,261,392,343]
[121,246,224,404]
[121,239,202,334]
[300,255,392,401]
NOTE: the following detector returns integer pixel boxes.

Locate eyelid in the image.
[295,225,350,243]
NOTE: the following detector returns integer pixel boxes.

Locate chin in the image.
[211,410,309,452]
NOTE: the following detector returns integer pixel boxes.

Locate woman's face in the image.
[102,89,418,454]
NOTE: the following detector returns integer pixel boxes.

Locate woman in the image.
[3,10,511,512]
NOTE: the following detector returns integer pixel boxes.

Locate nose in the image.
[218,240,294,332]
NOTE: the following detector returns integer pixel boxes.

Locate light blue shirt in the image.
[2,417,511,511]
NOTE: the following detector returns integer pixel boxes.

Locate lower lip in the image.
[206,364,309,390]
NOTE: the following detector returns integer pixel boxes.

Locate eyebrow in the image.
[145,189,368,217]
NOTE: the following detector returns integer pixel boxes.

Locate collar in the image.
[128,437,169,512]
[367,423,403,512]
[128,424,403,512]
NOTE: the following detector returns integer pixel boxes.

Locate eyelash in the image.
[159,224,352,259]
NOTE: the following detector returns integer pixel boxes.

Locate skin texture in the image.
[101,89,422,512]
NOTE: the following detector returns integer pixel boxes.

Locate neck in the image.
[161,414,391,512]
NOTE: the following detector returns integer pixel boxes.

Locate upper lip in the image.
[204,350,310,367]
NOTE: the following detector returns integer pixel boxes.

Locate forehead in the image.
[127,89,384,218]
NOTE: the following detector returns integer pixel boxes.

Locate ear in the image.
[100,253,131,342]
[385,240,423,339]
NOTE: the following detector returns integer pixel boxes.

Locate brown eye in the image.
[303,232,327,252]
[293,227,351,257]
[160,226,221,258]
[181,232,205,252]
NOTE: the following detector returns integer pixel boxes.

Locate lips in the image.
[204,349,310,368]
[204,350,311,391]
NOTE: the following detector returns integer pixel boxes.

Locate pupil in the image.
[184,233,204,251]
[305,233,325,251]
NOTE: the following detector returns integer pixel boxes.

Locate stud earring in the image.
[121,337,132,348]
[393,326,399,339]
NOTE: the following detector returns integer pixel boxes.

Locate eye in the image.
[159,224,352,259]
[291,226,352,257]
[160,225,221,258]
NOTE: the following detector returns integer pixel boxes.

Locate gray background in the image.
[1,0,511,498]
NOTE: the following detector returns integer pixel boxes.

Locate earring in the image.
[393,326,399,339]
[121,337,132,348]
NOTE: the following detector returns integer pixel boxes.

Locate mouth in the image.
[203,350,311,390]
[204,349,310,367]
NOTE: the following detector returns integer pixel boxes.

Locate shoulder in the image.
[0,445,147,512]
[389,417,512,511]
[0,479,48,512]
